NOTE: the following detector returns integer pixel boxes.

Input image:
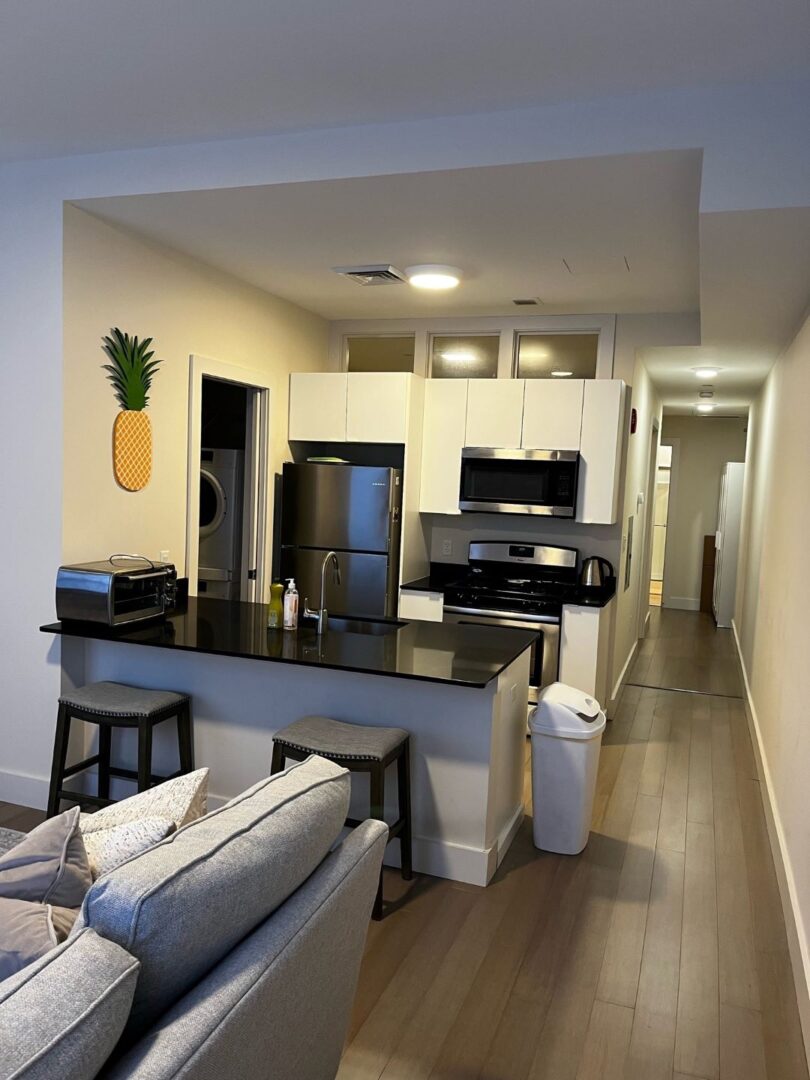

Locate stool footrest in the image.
[61,754,100,779]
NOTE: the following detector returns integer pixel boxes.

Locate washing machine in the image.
[198,449,244,600]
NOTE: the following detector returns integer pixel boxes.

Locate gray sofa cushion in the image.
[0,807,92,908]
[100,820,388,1080]
[0,927,139,1080]
[78,755,350,1042]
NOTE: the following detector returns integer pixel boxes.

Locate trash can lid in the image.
[529,681,606,740]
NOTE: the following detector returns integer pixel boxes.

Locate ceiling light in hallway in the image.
[694,366,720,378]
[696,402,716,413]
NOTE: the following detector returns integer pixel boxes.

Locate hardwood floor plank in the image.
[756,947,810,1080]
[596,793,661,1007]
[573,999,633,1080]
[480,993,543,1080]
[629,687,657,742]
[719,1003,767,1080]
[687,696,713,826]
[728,698,757,780]
[674,820,720,1080]
[657,695,692,853]
[638,696,671,797]
[624,847,685,1080]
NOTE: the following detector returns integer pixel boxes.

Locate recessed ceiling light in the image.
[406,265,461,290]
[693,366,720,379]
[696,403,715,413]
[550,370,573,378]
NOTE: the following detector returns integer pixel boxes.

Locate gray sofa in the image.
[0,755,387,1080]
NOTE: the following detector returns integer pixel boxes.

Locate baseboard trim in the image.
[664,596,700,611]
[610,640,638,711]
[0,770,48,810]
[731,619,810,1063]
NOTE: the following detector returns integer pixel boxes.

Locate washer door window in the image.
[199,468,227,539]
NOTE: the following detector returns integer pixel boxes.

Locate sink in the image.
[325,616,404,637]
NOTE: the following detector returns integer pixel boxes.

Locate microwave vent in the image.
[332,264,407,286]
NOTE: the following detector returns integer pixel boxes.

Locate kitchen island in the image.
[42,598,534,885]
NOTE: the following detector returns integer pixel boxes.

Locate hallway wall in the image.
[735,311,810,1045]
[660,415,747,609]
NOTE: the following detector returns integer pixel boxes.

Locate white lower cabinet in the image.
[521,379,584,450]
[465,379,524,448]
[399,589,444,622]
[559,601,613,709]
[419,379,468,514]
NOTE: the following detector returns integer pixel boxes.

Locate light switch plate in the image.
[159,550,170,563]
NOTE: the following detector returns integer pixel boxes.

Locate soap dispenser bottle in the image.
[283,579,299,630]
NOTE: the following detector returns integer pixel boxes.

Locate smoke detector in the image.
[332,264,407,286]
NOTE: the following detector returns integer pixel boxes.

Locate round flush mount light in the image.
[550,370,574,377]
[405,265,461,290]
[693,366,721,379]
[696,402,716,413]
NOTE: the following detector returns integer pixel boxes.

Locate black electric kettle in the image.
[579,556,614,588]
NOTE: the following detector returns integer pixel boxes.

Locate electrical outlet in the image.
[441,538,453,557]
[159,550,170,563]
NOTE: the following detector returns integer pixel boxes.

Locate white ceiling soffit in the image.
[2,0,810,163]
[76,151,702,320]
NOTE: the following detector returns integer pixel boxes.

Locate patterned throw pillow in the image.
[81,817,176,880]
[80,768,209,836]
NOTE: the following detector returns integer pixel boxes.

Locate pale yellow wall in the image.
[660,415,747,606]
[734,314,810,1024]
[63,206,329,573]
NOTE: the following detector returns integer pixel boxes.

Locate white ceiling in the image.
[77,152,702,319]
[2,0,810,163]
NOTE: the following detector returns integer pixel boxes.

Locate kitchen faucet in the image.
[303,551,341,634]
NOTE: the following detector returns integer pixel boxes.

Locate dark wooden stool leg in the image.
[97,724,112,801]
[370,762,385,920]
[270,742,285,774]
[137,720,153,793]
[397,742,413,881]
[177,701,194,773]
[46,704,72,818]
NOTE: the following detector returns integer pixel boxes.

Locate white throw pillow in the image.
[82,817,176,880]
[80,768,208,836]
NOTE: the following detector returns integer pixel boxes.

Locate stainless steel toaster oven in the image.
[55,555,177,626]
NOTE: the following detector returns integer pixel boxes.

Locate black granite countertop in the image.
[41,598,537,689]
[401,571,618,609]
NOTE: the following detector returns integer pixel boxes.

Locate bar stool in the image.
[47,681,194,818]
[271,716,412,920]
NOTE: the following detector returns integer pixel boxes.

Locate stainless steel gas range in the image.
[442,541,580,705]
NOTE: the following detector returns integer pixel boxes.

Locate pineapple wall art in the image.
[102,328,164,492]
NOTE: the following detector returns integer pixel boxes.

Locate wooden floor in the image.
[628,608,741,698]
[339,609,808,1080]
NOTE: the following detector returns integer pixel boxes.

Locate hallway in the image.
[339,610,808,1079]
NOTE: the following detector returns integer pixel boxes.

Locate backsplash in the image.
[427,513,621,570]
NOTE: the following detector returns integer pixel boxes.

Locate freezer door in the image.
[281,463,400,553]
[280,548,393,618]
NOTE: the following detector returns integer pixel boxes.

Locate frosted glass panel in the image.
[516,333,598,379]
[431,335,499,379]
[347,336,415,372]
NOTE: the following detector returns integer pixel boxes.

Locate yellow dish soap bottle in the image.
[267,581,285,630]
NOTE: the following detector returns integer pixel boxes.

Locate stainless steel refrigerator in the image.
[279,463,403,618]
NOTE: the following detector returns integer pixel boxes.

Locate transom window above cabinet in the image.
[430,335,499,379]
[515,333,599,379]
[345,335,415,373]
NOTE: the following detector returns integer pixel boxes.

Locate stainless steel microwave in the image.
[459,447,580,516]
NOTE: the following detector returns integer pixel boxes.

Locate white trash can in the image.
[529,681,606,855]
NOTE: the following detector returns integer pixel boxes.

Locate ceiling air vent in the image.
[513,298,540,306]
[332,264,407,286]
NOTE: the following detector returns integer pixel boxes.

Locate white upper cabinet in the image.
[419,379,468,514]
[576,380,626,524]
[465,379,525,448]
[346,372,410,443]
[521,379,584,450]
[288,373,347,442]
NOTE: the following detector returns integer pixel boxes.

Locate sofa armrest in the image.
[101,819,387,1080]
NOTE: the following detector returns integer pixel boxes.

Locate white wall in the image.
[62,207,329,573]
[0,78,806,807]
[734,313,810,1044]
[660,415,747,609]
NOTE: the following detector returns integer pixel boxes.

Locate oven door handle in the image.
[443,605,560,625]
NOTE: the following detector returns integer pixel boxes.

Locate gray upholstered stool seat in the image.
[271,715,412,920]
[272,715,408,762]
[47,682,194,818]
[59,681,188,718]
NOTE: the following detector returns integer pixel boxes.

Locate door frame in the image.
[186,355,272,603]
[637,417,660,638]
[659,437,680,608]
